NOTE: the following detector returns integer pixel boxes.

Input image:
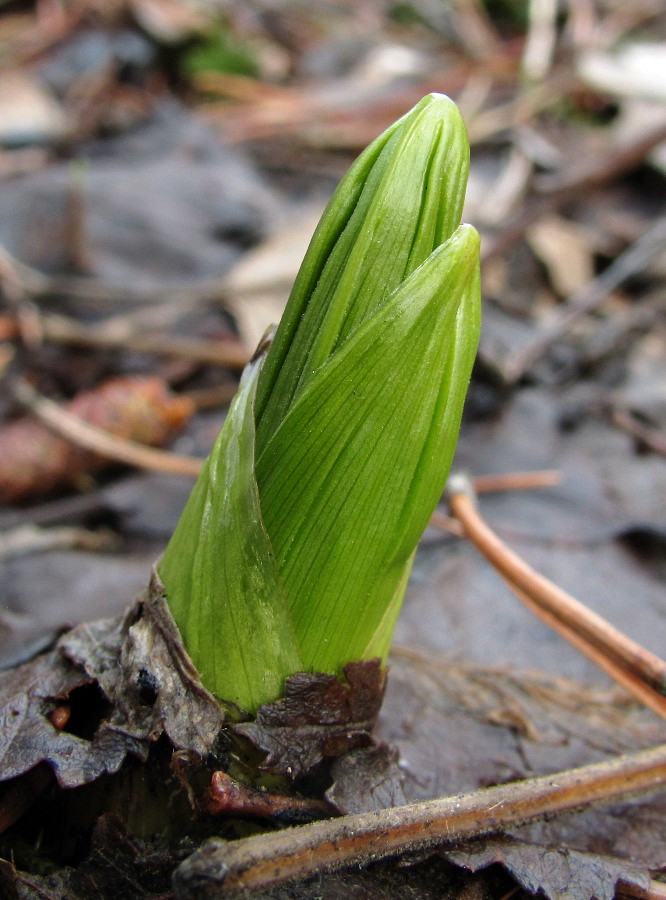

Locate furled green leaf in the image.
[158,355,302,712]
[256,225,480,672]
[255,93,470,452]
[160,94,481,710]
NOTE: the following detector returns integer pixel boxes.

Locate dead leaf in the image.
[0,376,193,503]
[59,569,225,759]
[445,835,651,900]
[0,570,223,791]
[0,640,122,789]
[378,650,666,805]
[223,203,326,352]
[326,744,407,814]
[526,215,596,298]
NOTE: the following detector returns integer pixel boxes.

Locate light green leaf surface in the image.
[158,356,302,712]
[255,93,469,452]
[256,225,481,672]
[161,95,481,708]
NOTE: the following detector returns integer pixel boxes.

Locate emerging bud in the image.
[159,94,481,712]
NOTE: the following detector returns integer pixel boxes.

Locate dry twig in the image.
[446,476,666,708]
[40,313,250,369]
[503,219,666,382]
[612,409,666,459]
[471,469,561,493]
[507,582,666,721]
[174,743,666,896]
[481,126,666,268]
[0,523,119,560]
[12,379,203,478]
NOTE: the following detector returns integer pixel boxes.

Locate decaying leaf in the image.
[234,659,386,779]
[59,570,225,759]
[0,635,124,790]
[222,203,327,353]
[526,214,595,298]
[444,835,651,900]
[0,571,223,792]
[0,376,193,503]
[378,650,666,803]
[326,744,407,813]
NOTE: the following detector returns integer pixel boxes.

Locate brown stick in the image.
[507,581,666,720]
[13,379,203,477]
[174,743,666,897]
[41,314,250,369]
[533,121,666,196]
[446,481,666,696]
[207,771,333,821]
[612,409,666,459]
[503,217,666,382]
[481,127,666,269]
[619,880,666,900]
[429,470,563,534]
[471,469,561,493]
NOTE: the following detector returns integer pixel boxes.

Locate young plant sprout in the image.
[159,93,481,712]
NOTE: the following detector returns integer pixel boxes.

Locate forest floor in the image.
[0,2,665,897]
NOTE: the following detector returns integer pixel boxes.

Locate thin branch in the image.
[207,771,333,821]
[12,379,204,477]
[429,471,560,536]
[467,70,575,145]
[503,218,666,382]
[612,409,666,459]
[446,478,666,697]
[39,314,250,369]
[0,242,286,312]
[471,469,561,493]
[522,0,558,82]
[428,508,464,536]
[481,125,666,267]
[174,743,666,896]
[619,880,666,900]
[533,121,666,196]
[507,581,666,720]
[0,524,119,561]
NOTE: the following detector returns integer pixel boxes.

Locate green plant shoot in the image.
[159,93,481,712]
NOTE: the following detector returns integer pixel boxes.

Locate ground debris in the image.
[326,744,407,814]
[1,1,666,897]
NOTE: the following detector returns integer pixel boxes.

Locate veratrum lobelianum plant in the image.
[159,93,481,713]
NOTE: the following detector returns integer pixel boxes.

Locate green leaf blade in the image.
[255,93,470,454]
[256,225,481,672]
[158,356,303,712]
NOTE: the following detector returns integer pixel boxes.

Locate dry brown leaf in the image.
[235,660,386,779]
[0,571,224,792]
[445,835,651,900]
[526,215,596,298]
[0,376,193,503]
[223,203,326,352]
